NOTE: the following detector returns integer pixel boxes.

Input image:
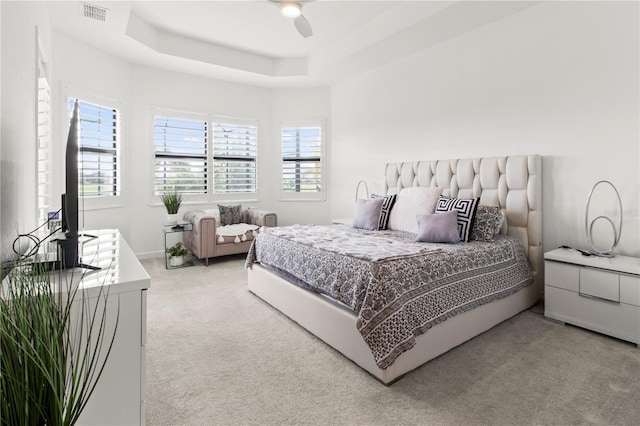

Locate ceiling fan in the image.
[270,1,313,38]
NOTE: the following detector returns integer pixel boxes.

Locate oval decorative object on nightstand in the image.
[585,180,623,257]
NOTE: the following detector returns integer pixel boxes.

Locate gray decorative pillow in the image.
[471,205,503,242]
[218,204,242,226]
[370,193,397,230]
[415,211,460,243]
[352,198,385,231]
[434,196,480,242]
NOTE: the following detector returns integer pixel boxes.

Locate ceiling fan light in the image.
[280,2,302,18]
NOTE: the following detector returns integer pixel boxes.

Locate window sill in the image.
[278,198,327,202]
[150,198,262,208]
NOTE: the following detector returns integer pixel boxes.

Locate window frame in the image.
[62,87,124,211]
[150,107,260,206]
[278,118,326,202]
[212,119,258,195]
[152,110,209,202]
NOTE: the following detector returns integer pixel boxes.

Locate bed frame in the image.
[248,155,542,384]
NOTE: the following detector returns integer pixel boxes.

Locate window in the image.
[37,57,51,225]
[281,120,324,200]
[69,98,120,198]
[212,122,257,194]
[154,116,208,195]
[153,110,258,198]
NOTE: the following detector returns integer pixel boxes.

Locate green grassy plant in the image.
[160,190,183,214]
[0,261,119,426]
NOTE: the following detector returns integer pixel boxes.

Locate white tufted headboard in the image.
[383,155,543,294]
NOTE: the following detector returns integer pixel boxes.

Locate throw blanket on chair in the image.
[217,223,260,244]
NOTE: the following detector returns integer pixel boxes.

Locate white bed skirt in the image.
[248,263,541,385]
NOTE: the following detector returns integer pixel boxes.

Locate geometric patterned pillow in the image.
[370,193,397,230]
[218,204,243,226]
[470,205,503,242]
[434,196,480,242]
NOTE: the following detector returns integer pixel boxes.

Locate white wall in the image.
[127,65,274,256]
[4,1,637,259]
[52,31,132,244]
[51,33,332,257]
[331,1,639,257]
[0,1,51,259]
[272,88,332,226]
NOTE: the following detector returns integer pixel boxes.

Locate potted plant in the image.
[0,261,117,425]
[160,190,183,224]
[167,242,189,267]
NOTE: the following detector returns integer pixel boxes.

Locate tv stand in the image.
[80,232,98,240]
[39,233,102,271]
[4,230,149,424]
[61,230,149,425]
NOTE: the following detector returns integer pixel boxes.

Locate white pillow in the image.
[387,187,444,233]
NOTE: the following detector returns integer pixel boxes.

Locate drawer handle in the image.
[578,292,620,304]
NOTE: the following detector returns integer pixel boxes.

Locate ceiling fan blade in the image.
[294,15,313,38]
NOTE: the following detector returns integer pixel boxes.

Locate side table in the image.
[544,248,640,346]
[163,221,194,270]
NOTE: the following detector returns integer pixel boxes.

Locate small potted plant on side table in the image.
[167,242,189,267]
[161,190,183,224]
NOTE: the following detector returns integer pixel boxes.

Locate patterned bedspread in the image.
[246,224,533,369]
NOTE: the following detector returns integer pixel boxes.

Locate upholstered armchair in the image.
[182,207,277,265]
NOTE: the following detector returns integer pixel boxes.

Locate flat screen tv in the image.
[49,99,98,270]
[56,99,81,268]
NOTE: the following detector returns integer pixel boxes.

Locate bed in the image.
[247,155,542,384]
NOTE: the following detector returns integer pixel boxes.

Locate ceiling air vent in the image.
[81,2,108,22]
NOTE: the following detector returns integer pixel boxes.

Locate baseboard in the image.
[135,250,164,260]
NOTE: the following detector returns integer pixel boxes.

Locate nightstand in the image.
[544,248,640,346]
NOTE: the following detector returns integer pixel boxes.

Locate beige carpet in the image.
[142,255,640,426]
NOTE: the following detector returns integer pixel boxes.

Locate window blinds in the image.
[71,99,120,198]
[154,116,208,194]
[281,126,322,193]
[212,122,257,194]
[37,76,51,224]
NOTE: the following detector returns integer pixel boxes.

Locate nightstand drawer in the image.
[545,261,579,292]
[545,286,639,343]
[580,267,619,303]
[620,275,640,307]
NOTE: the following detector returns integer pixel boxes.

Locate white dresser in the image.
[544,248,640,346]
[69,230,150,425]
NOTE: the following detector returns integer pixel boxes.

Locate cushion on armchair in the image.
[218,204,243,226]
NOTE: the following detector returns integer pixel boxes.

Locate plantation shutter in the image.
[281,126,322,193]
[37,75,51,224]
[71,99,120,198]
[154,116,208,195]
[212,122,257,193]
